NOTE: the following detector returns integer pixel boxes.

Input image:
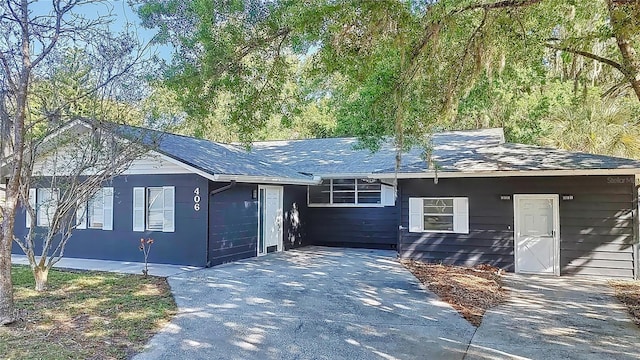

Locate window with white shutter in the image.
[77,187,114,231]
[133,186,175,232]
[408,197,469,234]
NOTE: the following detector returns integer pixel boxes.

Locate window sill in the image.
[308,203,386,208]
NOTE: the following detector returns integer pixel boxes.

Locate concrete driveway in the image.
[133,246,475,360]
[467,275,640,360]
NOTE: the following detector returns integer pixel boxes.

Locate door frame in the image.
[513,194,560,276]
[257,185,284,256]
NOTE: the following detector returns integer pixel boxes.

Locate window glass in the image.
[357,179,381,204]
[308,179,383,205]
[37,188,56,226]
[333,192,356,203]
[424,215,454,231]
[147,187,163,230]
[88,191,104,229]
[423,198,454,214]
[308,180,331,204]
[423,198,454,231]
[332,179,356,191]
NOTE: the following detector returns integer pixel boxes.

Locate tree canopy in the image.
[136,0,640,157]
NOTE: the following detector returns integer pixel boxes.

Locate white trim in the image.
[214,173,320,185]
[257,185,284,256]
[308,203,385,208]
[162,186,175,232]
[102,187,114,231]
[408,197,469,234]
[132,187,145,232]
[513,194,560,276]
[372,169,640,179]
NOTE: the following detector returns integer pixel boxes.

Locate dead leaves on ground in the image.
[610,280,640,326]
[401,260,507,327]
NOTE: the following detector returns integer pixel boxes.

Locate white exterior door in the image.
[258,185,283,256]
[514,195,559,275]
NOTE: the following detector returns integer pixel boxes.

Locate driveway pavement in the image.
[133,247,640,360]
[133,246,475,360]
[467,274,640,360]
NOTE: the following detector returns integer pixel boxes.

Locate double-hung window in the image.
[26,188,59,228]
[132,186,175,232]
[76,188,114,230]
[308,179,395,206]
[409,197,469,234]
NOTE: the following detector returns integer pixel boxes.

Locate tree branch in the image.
[545,42,626,75]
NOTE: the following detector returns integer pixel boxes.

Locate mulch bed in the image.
[401,259,508,326]
[610,280,640,326]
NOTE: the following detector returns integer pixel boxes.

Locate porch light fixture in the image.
[252,189,258,199]
[500,195,511,200]
[562,194,574,201]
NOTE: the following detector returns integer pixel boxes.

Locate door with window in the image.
[258,185,283,256]
[514,194,559,275]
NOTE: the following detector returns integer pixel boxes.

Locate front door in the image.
[514,194,559,275]
[258,185,283,256]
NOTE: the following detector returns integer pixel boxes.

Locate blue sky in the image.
[30,0,172,61]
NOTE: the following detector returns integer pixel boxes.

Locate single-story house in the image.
[13,121,640,278]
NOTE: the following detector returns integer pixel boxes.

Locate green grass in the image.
[0,265,177,360]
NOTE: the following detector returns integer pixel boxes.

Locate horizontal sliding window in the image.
[308,179,395,207]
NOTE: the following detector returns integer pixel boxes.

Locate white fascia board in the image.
[370,168,640,179]
[157,152,321,185]
[213,174,321,185]
[314,173,376,179]
[154,152,218,182]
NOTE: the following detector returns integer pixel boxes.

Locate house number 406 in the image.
[193,187,201,211]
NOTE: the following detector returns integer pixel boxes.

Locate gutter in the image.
[213,174,321,186]
[370,169,640,179]
[210,180,236,196]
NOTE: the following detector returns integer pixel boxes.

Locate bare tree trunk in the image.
[607,0,640,101]
[33,266,49,292]
[0,196,16,325]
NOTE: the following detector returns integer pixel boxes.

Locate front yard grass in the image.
[0,265,176,360]
[401,260,507,326]
[610,280,640,326]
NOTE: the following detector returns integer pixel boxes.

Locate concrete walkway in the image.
[11,254,202,277]
[467,274,640,360]
[133,246,476,360]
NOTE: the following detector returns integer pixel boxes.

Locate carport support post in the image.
[635,180,640,280]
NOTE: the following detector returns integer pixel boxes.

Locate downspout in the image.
[206,181,236,267]
[211,180,236,196]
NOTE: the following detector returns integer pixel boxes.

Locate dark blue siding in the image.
[208,183,258,266]
[14,174,209,267]
[399,176,636,278]
[283,185,309,250]
[307,206,398,249]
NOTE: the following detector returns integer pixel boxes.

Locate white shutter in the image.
[76,199,87,229]
[453,197,469,234]
[408,198,423,233]
[133,187,145,232]
[381,184,395,206]
[102,187,114,231]
[26,188,36,228]
[162,186,175,232]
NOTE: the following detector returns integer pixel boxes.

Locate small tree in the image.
[0,0,157,322]
[15,121,153,291]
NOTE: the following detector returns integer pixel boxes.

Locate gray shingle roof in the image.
[112,124,315,182]
[381,142,640,174]
[250,128,506,175]
[252,127,640,176]
[106,121,640,181]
